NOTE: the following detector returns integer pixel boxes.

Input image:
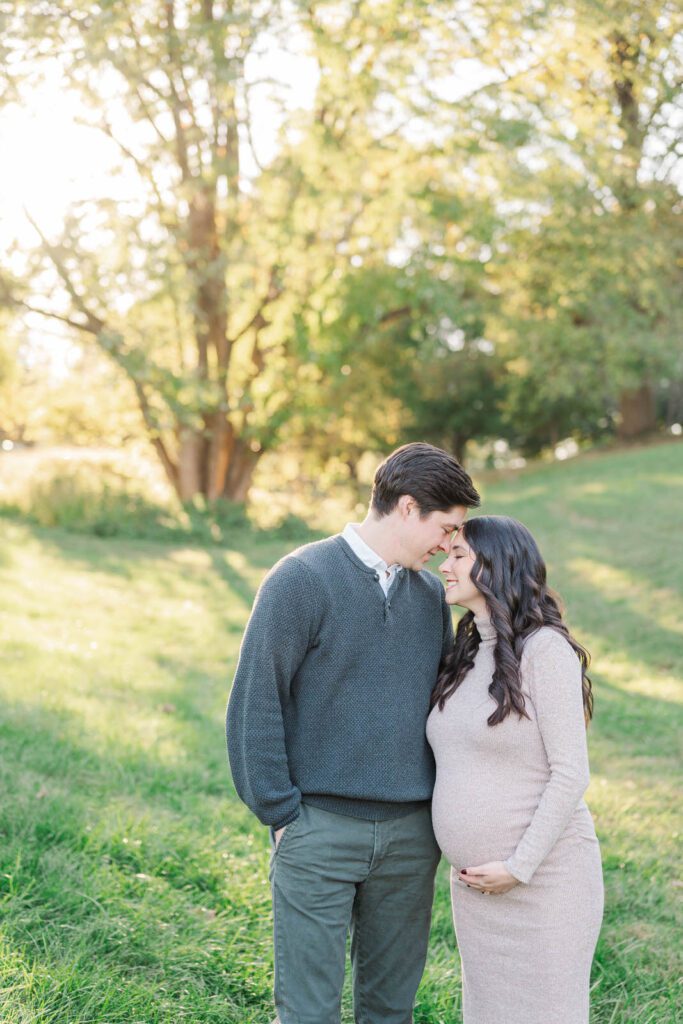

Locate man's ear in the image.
[397,495,416,519]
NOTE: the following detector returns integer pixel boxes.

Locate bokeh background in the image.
[0,3,681,1022]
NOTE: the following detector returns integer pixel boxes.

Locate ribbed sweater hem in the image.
[303,793,430,820]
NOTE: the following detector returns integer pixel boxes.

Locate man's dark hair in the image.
[371,442,480,517]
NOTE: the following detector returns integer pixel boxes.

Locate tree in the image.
[2,0,680,485]
[305,263,504,465]
[484,0,683,447]
[0,0,526,500]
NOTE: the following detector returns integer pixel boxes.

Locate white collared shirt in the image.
[342,523,401,596]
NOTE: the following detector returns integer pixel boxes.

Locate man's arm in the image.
[226,556,320,829]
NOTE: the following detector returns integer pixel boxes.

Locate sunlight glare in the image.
[0,61,140,252]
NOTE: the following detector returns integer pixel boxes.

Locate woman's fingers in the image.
[460,865,489,884]
[458,872,490,889]
[464,862,494,875]
[458,871,511,894]
[460,866,489,879]
[458,861,517,894]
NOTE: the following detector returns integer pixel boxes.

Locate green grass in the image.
[1,441,681,1023]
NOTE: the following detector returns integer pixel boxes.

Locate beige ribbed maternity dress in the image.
[426,619,603,1024]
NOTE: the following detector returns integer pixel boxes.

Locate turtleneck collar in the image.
[474,614,496,642]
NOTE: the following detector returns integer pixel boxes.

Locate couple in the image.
[226,443,603,1024]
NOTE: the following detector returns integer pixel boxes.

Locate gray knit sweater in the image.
[226,535,454,830]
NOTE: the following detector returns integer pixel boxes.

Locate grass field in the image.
[1,442,681,1023]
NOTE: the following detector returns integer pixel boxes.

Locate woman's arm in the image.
[503,628,591,884]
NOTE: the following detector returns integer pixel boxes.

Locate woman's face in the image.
[440,529,488,615]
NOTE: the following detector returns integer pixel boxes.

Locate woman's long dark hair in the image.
[431,516,593,726]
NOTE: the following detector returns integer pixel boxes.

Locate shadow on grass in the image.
[0,696,274,1022]
[484,457,683,669]
[2,501,326,550]
[562,557,683,673]
[207,549,262,609]
[590,682,682,759]
[7,517,327,584]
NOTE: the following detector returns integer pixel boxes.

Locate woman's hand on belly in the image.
[457,860,519,895]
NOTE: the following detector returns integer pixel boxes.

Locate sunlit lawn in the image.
[0,442,681,1023]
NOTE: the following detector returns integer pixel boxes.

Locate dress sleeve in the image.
[504,629,590,884]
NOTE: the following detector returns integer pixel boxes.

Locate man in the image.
[226,442,480,1024]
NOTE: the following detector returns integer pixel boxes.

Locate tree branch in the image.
[6,299,95,336]
[23,209,106,333]
[230,265,282,345]
[75,116,170,216]
[379,306,412,327]
[243,83,266,173]
[19,211,180,487]
[119,1,195,180]
[164,0,196,182]
[131,377,179,488]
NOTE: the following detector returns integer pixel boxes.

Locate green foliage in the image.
[1,0,681,485]
[14,465,175,538]
[304,263,506,461]
[0,449,320,544]
[484,1,683,447]
[494,186,683,452]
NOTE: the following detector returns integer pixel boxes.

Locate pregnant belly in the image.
[431,777,536,868]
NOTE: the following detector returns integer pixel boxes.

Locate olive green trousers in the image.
[268,801,441,1024]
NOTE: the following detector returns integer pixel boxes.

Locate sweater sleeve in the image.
[226,556,321,830]
[504,629,590,884]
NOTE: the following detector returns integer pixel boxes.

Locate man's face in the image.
[398,501,468,571]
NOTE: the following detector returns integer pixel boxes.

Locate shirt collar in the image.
[342,523,401,575]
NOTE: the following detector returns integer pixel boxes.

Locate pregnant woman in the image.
[427,516,603,1024]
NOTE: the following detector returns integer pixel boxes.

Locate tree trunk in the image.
[611,33,644,211]
[665,380,683,427]
[452,434,467,464]
[177,427,204,501]
[617,383,656,439]
[174,421,261,503]
[205,413,231,501]
[222,437,261,503]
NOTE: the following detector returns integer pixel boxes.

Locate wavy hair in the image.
[431,515,593,726]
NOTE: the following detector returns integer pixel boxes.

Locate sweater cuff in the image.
[504,857,531,884]
[272,806,301,832]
